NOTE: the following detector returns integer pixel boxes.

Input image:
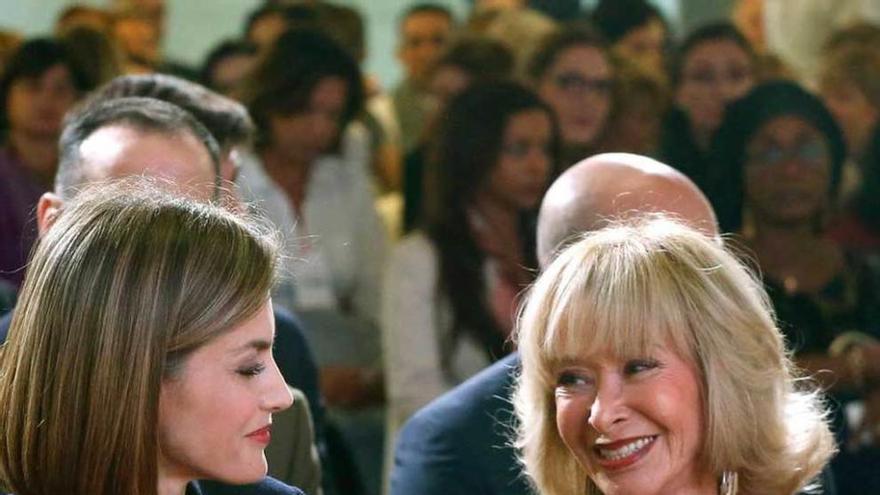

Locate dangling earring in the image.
[720,470,739,495]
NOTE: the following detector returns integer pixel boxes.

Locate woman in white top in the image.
[237,29,387,494]
[382,81,560,434]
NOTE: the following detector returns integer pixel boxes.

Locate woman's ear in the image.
[36,192,64,235]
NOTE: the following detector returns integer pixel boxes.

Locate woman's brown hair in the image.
[0,178,278,495]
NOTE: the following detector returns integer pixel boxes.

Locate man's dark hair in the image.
[0,37,91,133]
[398,3,453,30]
[86,73,255,149]
[590,0,664,44]
[56,96,221,199]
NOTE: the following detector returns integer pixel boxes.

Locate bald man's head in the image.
[536,153,718,267]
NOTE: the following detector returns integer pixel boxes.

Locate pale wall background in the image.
[0,0,715,89]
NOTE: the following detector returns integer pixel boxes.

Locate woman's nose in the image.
[587,376,627,434]
[265,360,294,412]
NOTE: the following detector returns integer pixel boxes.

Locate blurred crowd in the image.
[2,0,880,494]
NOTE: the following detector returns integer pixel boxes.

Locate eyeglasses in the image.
[745,140,829,169]
[552,72,613,96]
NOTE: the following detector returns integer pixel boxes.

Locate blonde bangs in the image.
[526,228,699,386]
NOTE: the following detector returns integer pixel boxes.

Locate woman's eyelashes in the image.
[623,358,661,376]
[236,362,267,378]
[555,358,661,388]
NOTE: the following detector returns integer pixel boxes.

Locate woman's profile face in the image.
[676,39,754,136]
[554,344,710,495]
[537,45,612,148]
[157,301,293,485]
[480,108,553,211]
[744,115,832,227]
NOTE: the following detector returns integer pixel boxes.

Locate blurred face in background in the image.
[6,63,78,140]
[268,76,347,166]
[113,14,160,67]
[744,115,832,228]
[429,64,470,111]
[248,12,287,54]
[398,11,452,85]
[820,78,878,159]
[538,45,613,149]
[676,39,754,140]
[480,108,553,212]
[615,17,667,78]
[210,52,257,99]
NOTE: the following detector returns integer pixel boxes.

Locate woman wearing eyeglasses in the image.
[710,80,880,494]
[528,25,614,168]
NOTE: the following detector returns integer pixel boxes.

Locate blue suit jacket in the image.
[2,477,303,495]
[189,477,305,495]
[391,352,837,495]
[391,353,531,495]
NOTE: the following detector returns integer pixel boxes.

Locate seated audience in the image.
[0,179,301,495]
[528,25,614,168]
[660,21,756,192]
[514,215,835,495]
[383,81,557,437]
[0,38,89,288]
[711,81,880,494]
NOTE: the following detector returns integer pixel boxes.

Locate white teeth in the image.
[596,436,654,461]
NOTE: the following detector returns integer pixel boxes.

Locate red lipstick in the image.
[246,425,272,445]
[593,435,657,471]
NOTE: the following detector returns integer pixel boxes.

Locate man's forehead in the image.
[79,124,216,199]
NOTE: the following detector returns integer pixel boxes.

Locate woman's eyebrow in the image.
[228,338,273,355]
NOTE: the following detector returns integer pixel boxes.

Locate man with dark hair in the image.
[393,3,453,153]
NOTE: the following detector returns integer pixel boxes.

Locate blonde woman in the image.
[514,215,834,495]
[0,180,301,495]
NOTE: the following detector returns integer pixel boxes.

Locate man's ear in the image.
[36,192,63,235]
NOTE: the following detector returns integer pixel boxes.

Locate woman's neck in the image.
[748,220,819,258]
[8,130,58,186]
[260,146,312,212]
[157,471,189,495]
[747,220,841,293]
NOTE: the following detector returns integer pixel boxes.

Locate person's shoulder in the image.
[400,353,519,439]
[193,477,305,495]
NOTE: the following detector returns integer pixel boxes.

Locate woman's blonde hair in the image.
[513,215,834,495]
[0,178,279,495]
